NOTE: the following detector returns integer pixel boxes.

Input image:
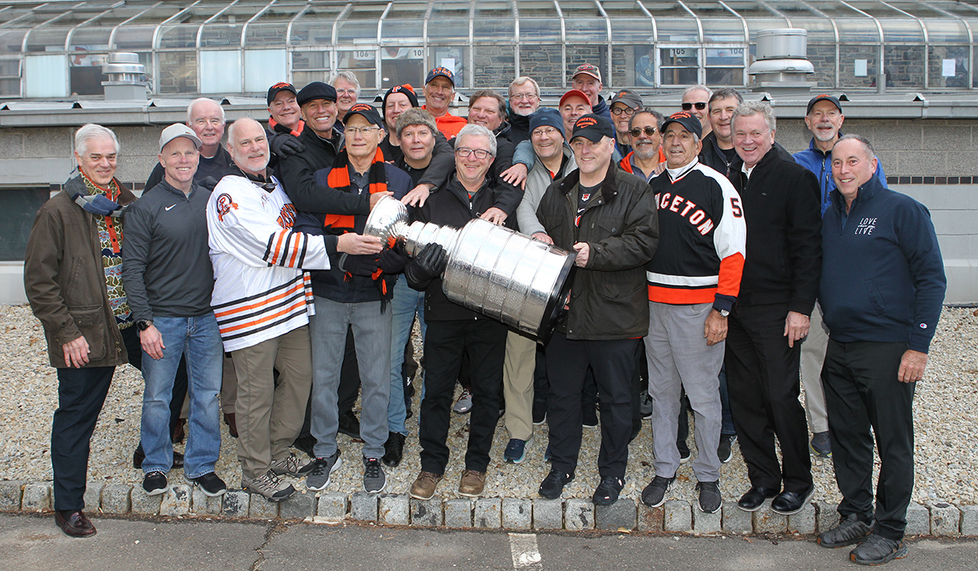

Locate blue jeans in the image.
[140,314,224,478]
[309,297,392,459]
[388,274,425,435]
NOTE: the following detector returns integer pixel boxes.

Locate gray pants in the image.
[309,296,392,460]
[800,302,830,434]
[644,302,723,483]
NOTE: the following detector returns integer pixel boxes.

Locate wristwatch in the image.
[715,308,730,318]
[136,320,153,331]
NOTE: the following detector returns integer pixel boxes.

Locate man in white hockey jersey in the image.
[207,117,383,501]
[638,111,746,515]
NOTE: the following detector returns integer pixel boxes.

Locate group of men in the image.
[25,61,946,566]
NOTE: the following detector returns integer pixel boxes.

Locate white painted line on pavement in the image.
[509,532,542,568]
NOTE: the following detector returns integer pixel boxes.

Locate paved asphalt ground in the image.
[1,513,976,570]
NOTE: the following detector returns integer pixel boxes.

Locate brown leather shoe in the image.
[458,469,486,498]
[55,510,96,537]
[224,413,238,438]
[409,471,443,500]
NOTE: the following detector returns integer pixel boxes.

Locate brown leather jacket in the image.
[24,175,136,368]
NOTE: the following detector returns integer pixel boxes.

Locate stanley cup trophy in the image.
[364,196,575,342]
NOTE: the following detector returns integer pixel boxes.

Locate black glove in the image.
[405,243,448,285]
[197,176,219,191]
[340,253,380,277]
[269,132,305,157]
[379,248,407,275]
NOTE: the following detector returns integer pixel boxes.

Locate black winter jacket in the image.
[727,147,821,314]
[536,164,658,340]
[277,125,368,216]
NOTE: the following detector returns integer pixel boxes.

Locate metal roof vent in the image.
[101,52,148,101]
[749,29,817,96]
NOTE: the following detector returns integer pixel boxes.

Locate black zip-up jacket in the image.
[292,163,412,304]
[277,125,369,216]
[122,180,214,322]
[727,146,821,314]
[536,163,658,340]
[405,174,516,322]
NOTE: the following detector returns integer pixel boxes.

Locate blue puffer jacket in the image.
[793,136,887,217]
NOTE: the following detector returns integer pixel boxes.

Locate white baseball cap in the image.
[159,123,202,152]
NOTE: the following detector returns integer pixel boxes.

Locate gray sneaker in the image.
[270,452,314,476]
[242,470,295,502]
[363,457,386,494]
[305,450,343,491]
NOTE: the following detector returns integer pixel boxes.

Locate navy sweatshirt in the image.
[819,176,946,353]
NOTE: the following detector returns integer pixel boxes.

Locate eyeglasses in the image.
[611,106,636,116]
[532,127,560,138]
[511,92,538,101]
[455,147,493,159]
[346,126,381,136]
[629,126,657,138]
[335,88,357,96]
[682,102,708,111]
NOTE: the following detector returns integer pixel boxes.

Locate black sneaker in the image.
[641,475,674,508]
[849,533,908,565]
[187,472,227,497]
[592,476,624,506]
[696,481,722,514]
[142,471,168,496]
[817,513,873,548]
[717,434,737,463]
[363,457,386,494]
[382,432,406,467]
[538,469,574,500]
[678,440,691,464]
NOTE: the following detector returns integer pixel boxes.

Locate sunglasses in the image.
[682,102,708,111]
[629,126,657,137]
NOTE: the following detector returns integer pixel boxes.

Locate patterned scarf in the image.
[79,171,132,327]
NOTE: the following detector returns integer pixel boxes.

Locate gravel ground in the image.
[2,304,975,507]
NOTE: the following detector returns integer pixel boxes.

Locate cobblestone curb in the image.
[3,481,974,536]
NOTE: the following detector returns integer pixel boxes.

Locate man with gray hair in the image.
[405,124,511,501]
[331,71,361,132]
[26,124,138,537]
[146,98,231,190]
[682,85,713,138]
[507,76,541,144]
[725,102,822,517]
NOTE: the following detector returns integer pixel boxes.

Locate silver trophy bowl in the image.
[363,196,575,341]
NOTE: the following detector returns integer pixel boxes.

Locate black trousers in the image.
[53,325,144,511]
[822,339,915,541]
[546,332,639,480]
[725,303,812,494]
[419,318,506,474]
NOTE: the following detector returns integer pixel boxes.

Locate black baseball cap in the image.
[660,111,702,138]
[343,103,384,128]
[425,67,455,87]
[266,82,296,106]
[807,94,843,114]
[297,82,337,106]
[571,113,615,143]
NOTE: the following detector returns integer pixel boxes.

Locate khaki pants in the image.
[231,326,313,480]
[800,303,830,434]
[503,330,537,441]
[221,354,236,414]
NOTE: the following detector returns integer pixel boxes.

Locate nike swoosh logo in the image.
[165,204,176,211]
